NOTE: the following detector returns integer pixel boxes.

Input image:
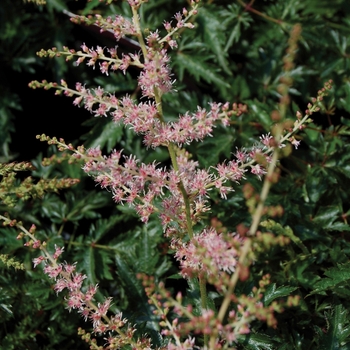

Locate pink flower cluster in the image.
[139,46,173,98]
[33,245,127,334]
[148,276,284,348]
[81,142,271,227]
[173,228,243,278]
[28,3,327,347]
[162,5,197,49]
[71,82,243,147]
[70,13,137,41]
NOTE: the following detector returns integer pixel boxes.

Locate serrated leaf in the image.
[115,254,150,315]
[248,102,273,130]
[305,169,329,203]
[83,120,124,153]
[196,7,232,75]
[310,263,350,296]
[88,216,122,242]
[81,0,101,16]
[186,278,202,316]
[197,132,234,167]
[292,257,321,288]
[304,123,321,142]
[65,191,111,222]
[319,304,350,349]
[238,333,278,350]
[222,6,252,52]
[313,205,340,228]
[136,224,161,274]
[263,283,298,306]
[82,246,97,285]
[225,22,242,51]
[96,249,114,280]
[174,52,230,90]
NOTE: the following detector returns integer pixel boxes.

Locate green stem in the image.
[131,5,148,59]
[249,142,280,235]
[131,4,207,344]
[209,238,251,349]
[199,274,209,346]
[236,0,287,26]
[154,89,194,240]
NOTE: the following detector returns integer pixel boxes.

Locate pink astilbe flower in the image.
[71,14,137,41]
[83,148,168,222]
[41,79,245,149]
[30,245,139,342]
[112,97,159,134]
[43,264,63,279]
[250,164,267,180]
[174,228,243,278]
[259,133,273,147]
[162,308,224,345]
[138,47,173,98]
[142,103,232,148]
[215,160,246,182]
[80,141,273,228]
[119,53,132,74]
[289,136,301,149]
[166,337,196,350]
[53,244,64,259]
[33,255,46,268]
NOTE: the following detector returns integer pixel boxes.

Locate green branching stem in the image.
[249,140,281,236]
[129,0,210,336]
[155,104,208,344]
[209,128,282,349]
[131,5,148,59]
[158,3,199,45]
[130,3,194,241]
[150,294,183,347]
[153,88,209,336]
[209,23,302,345]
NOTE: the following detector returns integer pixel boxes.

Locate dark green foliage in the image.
[1,0,350,348]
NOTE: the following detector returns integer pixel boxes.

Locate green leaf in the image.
[0,303,12,315]
[84,120,124,153]
[291,257,321,288]
[96,249,114,281]
[88,216,123,242]
[196,7,232,76]
[305,168,329,203]
[196,132,234,167]
[115,253,150,316]
[173,51,230,90]
[238,333,278,349]
[136,224,162,274]
[313,205,341,230]
[304,123,321,143]
[310,263,350,296]
[263,283,298,306]
[83,245,97,285]
[81,0,101,16]
[248,101,273,130]
[221,4,252,52]
[319,303,350,349]
[46,0,67,13]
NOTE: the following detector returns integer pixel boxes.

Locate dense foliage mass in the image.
[1,0,350,349]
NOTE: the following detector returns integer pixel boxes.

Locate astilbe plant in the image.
[5,0,334,348]
[0,161,79,207]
